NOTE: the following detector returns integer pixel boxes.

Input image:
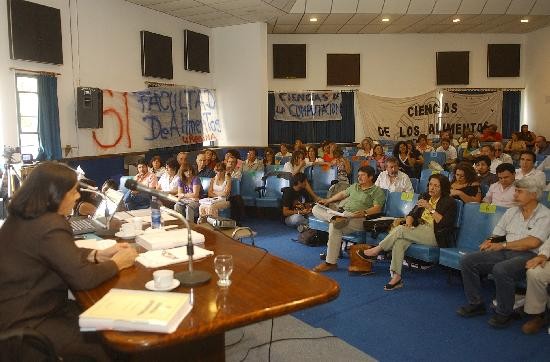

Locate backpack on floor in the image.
[295,230,328,247]
[348,244,375,276]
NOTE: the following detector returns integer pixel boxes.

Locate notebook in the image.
[70,189,124,235]
[314,203,354,217]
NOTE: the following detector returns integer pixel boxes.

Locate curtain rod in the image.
[9,67,60,76]
[442,87,524,91]
[268,89,356,93]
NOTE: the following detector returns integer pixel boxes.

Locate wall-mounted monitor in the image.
[436,51,469,85]
[184,30,209,73]
[273,44,306,79]
[140,30,173,79]
[487,44,520,77]
[7,0,63,64]
[327,54,360,86]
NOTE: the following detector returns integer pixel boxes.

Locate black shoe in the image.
[488,313,514,329]
[456,303,486,318]
[356,249,378,262]
[384,279,403,291]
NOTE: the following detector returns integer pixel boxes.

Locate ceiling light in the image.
[382,17,390,22]
[520,19,529,23]
[309,17,317,22]
[453,18,460,23]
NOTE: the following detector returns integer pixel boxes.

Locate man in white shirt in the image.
[241,148,264,172]
[436,139,457,171]
[225,155,242,180]
[480,144,502,174]
[493,142,513,165]
[375,157,414,193]
[483,163,517,208]
[516,151,546,189]
[522,236,550,334]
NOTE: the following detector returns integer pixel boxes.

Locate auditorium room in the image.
[1,0,550,361]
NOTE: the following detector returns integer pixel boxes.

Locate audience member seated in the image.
[516,151,546,188]
[176,151,189,168]
[204,149,217,169]
[293,138,305,153]
[493,141,513,164]
[311,166,385,273]
[224,149,243,170]
[149,155,165,178]
[450,162,481,203]
[475,155,498,190]
[457,177,550,328]
[479,144,502,174]
[534,136,550,157]
[480,124,503,142]
[283,150,307,175]
[0,162,137,361]
[436,138,457,171]
[416,134,434,153]
[483,163,517,208]
[175,163,201,222]
[318,140,330,159]
[504,132,527,161]
[375,156,414,193]
[263,147,276,167]
[281,173,313,230]
[370,144,387,174]
[359,174,457,290]
[356,137,374,158]
[331,148,351,183]
[156,158,181,196]
[462,136,481,161]
[275,143,292,162]
[226,155,242,180]
[518,124,537,149]
[440,130,460,147]
[458,130,474,149]
[196,151,215,178]
[522,236,550,334]
[322,142,337,162]
[124,158,158,210]
[241,147,264,172]
[305,146,324,166]
[198,162,231,222]
[536,155,550,170]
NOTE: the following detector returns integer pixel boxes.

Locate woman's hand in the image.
[97,242,132,261]
[526,255,547,269]
[417,199,430,209]
[111,247,138,271]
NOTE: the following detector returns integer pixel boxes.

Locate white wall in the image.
[0,0,212,157]
[213,22,268,146]
[525,25,550,138]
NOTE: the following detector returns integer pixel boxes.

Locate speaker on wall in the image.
[436,51,469,85]
[77,87,103,129]
[273,44,306,79]
[7,0,63,64]
[487,44,520,77]
[184,30,210,73]
[327,54,360,86]
[141,30,173,79]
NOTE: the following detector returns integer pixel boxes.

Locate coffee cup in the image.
[132,217,144,231]
[120,222,135,235]
[153,269,174,289]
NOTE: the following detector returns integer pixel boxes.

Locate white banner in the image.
[274,91,342,121]
[88,87,222,154]
[357,90,503,140]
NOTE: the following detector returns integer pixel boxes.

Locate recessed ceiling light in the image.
[310,17,317,22]
[520,19,529,23]
[453,18,461,23]
[382,17,390,22]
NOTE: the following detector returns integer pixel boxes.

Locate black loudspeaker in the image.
[77,87,103,128]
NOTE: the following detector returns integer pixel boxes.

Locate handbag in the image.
[363,216,395,238]
[348,244,374,276]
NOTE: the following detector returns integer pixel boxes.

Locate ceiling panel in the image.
[382,0,411,14]
[418,24,453,32]
[317,24,343,33]
[432,0,461,14]
[337,24,365,33]
[273,24,298,32]
[357,0,384,13]
[331,0,359,13]
[359,24,390,33]
[304,0,332,14]
[482,0,513,14]
[150,0,202,12]
[299,13,329,24]
[171,5,216,16]
[323,13,354,25]
[457,0,488,14]
[295,24,320,33]
[289,0,306,13]
[347,13,379,24]
[214,0,264,11]
[531,0,550,15]
[408,0,436,14]
[507,0,537,14]
[275,13,303,24]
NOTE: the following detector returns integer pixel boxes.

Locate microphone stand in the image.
[160,206,211,287]
[79,188,117,238]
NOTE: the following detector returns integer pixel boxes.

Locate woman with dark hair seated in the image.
[0,162,137,360]
[149,155,165,178]
[358,174,457,290]
[124,158,158,210]
[450,162,482,203]
[393,141,417,178]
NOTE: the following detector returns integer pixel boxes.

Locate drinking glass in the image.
[214,255,233,287]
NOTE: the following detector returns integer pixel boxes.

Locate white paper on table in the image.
[75,239,117,250]
[113,209,177,222]
[136,245,214,268]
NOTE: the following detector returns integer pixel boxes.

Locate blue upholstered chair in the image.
[439,203,507,271]
[254,174,290,209]
[410,178,419,193]
[240,171,264,207]
[420,169,450,180]
[422,151,447,169]
[310,165,338,198]
[540,190,550,209]
[219,178,241,218]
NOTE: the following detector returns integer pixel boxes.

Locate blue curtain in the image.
[37,75,62,160]
[268,91,355,144]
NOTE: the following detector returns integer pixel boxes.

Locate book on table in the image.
[135,228,206,250]
[79,288,192,334]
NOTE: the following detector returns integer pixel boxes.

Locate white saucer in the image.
[115,230,144,239]
[145,279,180,292]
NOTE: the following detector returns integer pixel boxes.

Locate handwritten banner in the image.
[357,90,502,140]
[274,91,342,121]
[88,86,222,154]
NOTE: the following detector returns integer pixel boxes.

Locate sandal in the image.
[384,279,403,291]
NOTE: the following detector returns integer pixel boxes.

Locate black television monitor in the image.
[7,0,63,64]
[273,44,306,79]
[327,54,360,86]
[487,44,520,77]
[436,51,469,85]
[140,30,173,79]
[184,30,209,73]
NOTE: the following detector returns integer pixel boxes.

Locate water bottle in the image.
[151,197,161,229]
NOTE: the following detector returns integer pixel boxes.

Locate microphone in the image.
[124,179,179,204]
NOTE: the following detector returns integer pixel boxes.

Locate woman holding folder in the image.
[0,162,137,361]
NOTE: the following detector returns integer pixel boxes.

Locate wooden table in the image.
[75,225,340,361]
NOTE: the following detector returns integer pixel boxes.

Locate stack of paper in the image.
[314,203,354,217]
[136,245,214,268]
[135,228,205,250]
[79,289,192,333]
[113,209,178,222]
[199,196,226,205]
[75,238,117,250]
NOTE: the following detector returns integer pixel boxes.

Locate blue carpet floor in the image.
[240,217,550,362]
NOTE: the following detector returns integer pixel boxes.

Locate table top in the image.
[75,225,340,353]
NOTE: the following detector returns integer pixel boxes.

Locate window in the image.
[15,75,40,158]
